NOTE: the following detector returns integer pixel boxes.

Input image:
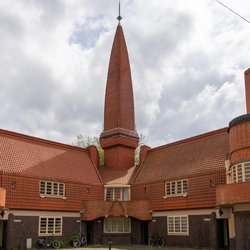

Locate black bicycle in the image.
[72,234,87,248]
[148,235,165,247]
[37,237,60,249]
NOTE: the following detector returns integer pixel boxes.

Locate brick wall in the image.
[132,171,226,211]
[4,214,80,250]
[1,173,103,211]
[104,146,135,168]
[234,211,250,250]
[148,214,219,249]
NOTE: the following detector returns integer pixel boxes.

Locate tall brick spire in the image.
[100,23,139,169]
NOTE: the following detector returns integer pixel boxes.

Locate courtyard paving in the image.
[61,245,208,250]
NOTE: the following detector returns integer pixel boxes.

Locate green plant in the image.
[59,240,65,248]
[70,234,79,241]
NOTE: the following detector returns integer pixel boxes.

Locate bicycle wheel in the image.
[148,237,154,247]
[82,237,87,246]
[157,237,165,248]
[73,239,81,248]
[52,240,60,249]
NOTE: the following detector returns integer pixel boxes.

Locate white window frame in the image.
[38,217,62,236]
[167,216,189,235]
[165,179,188,197]
[40,180,65,198]
[104,186,130,201]
[104,217,131,233]
[231,162,250,183]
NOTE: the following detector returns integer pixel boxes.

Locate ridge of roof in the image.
[149,127,228,153]
[0,128,87,153]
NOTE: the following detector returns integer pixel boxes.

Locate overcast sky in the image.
[0,0,250,147]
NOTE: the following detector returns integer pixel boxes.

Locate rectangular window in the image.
[105,187,130,201]
[165,180,188,197]
[39,217,62,236]
[40,180,65,198]
[104,217,131,233]
[167,216,189,235]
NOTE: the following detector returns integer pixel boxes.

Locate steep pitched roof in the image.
[0,129,102,185]
[134,128,229,184]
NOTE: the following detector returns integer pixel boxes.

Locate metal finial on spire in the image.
[117,1,122,22]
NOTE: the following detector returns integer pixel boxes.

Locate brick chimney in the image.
[245,68,250,114]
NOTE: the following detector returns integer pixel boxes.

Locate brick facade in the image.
[1,16,250,250]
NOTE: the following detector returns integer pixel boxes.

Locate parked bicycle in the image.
[37,237,60,249]
[72,234,87,248]
[148,235,165,248]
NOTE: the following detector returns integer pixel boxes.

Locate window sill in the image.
[163,194,188,199]
[167,233,189,236]
[40,195,67,200]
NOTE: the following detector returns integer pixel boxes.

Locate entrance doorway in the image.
[86,222,93,245]
[141,221,148,244]
[217,219,229,250]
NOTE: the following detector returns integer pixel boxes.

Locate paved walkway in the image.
[61,245,208,250]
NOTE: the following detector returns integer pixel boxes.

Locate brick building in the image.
[0,17,250,250]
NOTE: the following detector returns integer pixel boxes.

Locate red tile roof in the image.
[0,129,102,185]
[98,165,136,185]
[134,128,229,184]
[83,199,152,221]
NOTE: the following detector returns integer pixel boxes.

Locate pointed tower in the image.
[100,17,139,169]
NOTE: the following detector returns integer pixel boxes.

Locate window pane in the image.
[175,217,180,232]
[114,188,121,200]
[168,217,174,233]
[111,218,117,232]
[59,183,64,196]
[40,218,47,234]
[118,218,123,232]
[123,188,130,201]
[40,181,45,195]
[47,218,54,234]
[46,182,52,195]
[53,183,58,196]
[171,182,176,195]
[123,218,130,232]
[181,217,188,233]
[232,167,237,182]
[106,188,113,201]
[244,163,250,181]
[104,218,130,233]
[177,181,182,194]
[54,218,62,234]
[183,180,188,193]
[166,183,170,195]
[237,165,243,182]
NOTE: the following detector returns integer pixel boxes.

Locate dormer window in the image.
[165,179,188,197]
[104,186,130,201]
[40,180,65,198]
